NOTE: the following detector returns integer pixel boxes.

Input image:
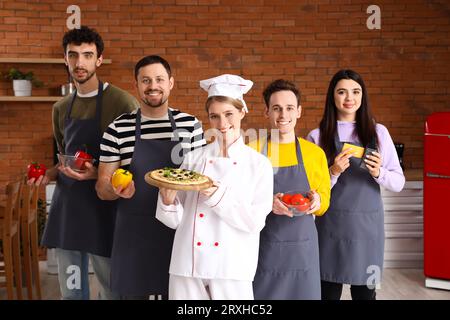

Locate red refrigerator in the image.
[424,112,450,290]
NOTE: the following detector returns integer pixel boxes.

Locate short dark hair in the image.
[262,79,301,108]
[134,55,172,80]
[62,26,104,57]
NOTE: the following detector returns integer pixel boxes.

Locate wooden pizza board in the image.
[144,171,214,191]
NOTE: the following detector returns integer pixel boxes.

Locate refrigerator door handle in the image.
[426,172,450,179]
[424,133,450,138]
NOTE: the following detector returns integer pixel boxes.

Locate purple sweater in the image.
[306,121,405,192]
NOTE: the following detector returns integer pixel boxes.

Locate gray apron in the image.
[42,81,117,257]
[316,134,384,285]
[253,138,321,300]
[111,109,178,296]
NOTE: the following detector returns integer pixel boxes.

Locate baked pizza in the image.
[145,167,213,191]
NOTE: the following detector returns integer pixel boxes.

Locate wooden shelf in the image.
[0,96,63,102]
[0,57,112,64]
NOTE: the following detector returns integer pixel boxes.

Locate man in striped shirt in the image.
[96,55,205,299]
[99,107,204,169]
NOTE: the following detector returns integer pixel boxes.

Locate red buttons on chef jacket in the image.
[214,242,219,246]
[199,213,204,218]
[209,160,213,164]
[197,242,202,246]
[233,161,237,165]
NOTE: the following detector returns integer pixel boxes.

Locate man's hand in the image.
[59,161,98,181]
[96,162,122,201]
[113,180,136,199]
[305,190,321,214]
[27,166,58,187]
[272,193,293,218]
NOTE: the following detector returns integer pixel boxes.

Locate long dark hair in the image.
[319,69,378,163]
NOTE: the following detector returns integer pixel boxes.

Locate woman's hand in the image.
[330,148,354,176]
[159,187,178,205]
[272,193,293,218]
[199,181,219,198]
[305,190,321,214]
[364,151,382,178]
[113,180,136,199]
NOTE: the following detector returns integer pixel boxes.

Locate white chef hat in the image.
[199,74,253,113]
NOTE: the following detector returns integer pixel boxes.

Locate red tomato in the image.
[74,150,93,170]
[27,162,47,180]
[297,198,311,211]
[291,193,307,205]
[281,194,293,205]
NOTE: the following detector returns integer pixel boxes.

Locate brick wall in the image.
[1,0,449,198]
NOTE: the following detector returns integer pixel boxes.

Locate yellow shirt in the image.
[248,137,330,216]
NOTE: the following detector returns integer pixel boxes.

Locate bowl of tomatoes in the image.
[280,191,311,216]
[57,152,95,173]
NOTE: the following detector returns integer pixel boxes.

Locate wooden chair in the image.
[0,180,23,300]
[19,178,42,300]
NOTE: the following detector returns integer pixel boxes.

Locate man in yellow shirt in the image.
[251,79,330,299]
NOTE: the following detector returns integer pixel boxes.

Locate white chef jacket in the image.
[156,136,273,281]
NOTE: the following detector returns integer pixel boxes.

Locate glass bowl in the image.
[57,153,95,173]
[280,190,311,216]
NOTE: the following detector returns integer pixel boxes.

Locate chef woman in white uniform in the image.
[155,74,273,300]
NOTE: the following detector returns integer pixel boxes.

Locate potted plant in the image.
[1,68,43,96]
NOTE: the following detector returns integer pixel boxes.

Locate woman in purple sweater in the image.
[306,69,405,300]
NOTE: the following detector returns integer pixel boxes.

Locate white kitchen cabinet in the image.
[383,181,423,268]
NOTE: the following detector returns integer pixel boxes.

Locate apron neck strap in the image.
[333,133,342,150]
[66,81,103,122]
[168,109,179,141]
[135,108,179,142]
[368,136,378,149]
[94,81,103,121]
[261,136,302,161]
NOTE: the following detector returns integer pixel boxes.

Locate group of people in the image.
[28,26,405,300]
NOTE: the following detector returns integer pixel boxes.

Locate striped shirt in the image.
[100,108,205,169]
